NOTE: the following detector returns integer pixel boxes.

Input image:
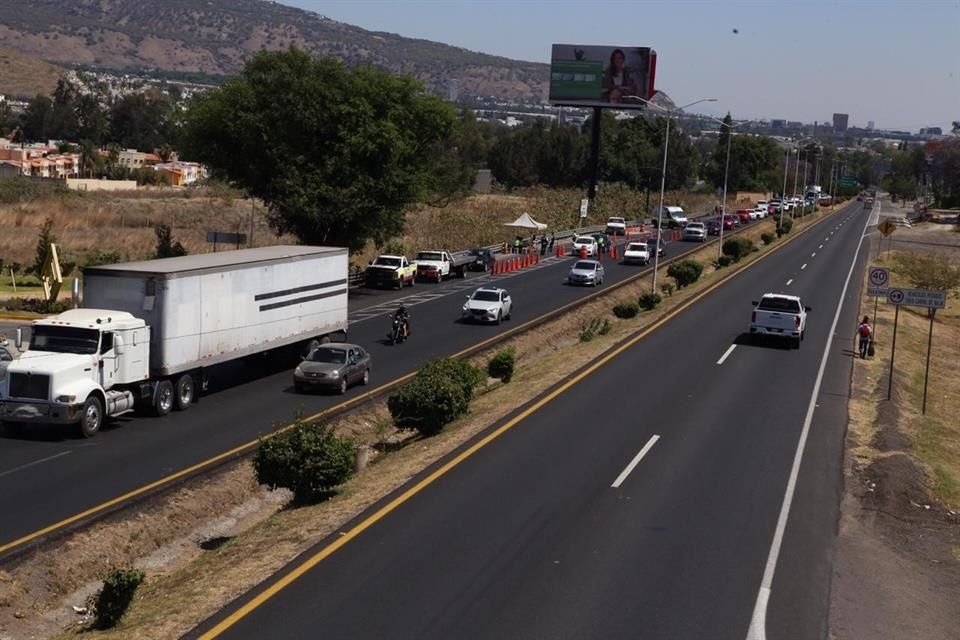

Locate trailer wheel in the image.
[174,374,195,411]
[154,380,174,417]
[79,395,103,438]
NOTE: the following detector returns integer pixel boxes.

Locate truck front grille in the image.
[9,373,50,400]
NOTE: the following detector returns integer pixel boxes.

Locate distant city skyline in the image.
[283,0,960,133]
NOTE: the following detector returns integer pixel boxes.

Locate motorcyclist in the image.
[393,305,410,339]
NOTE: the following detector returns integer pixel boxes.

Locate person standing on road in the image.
[857,316,873,359]
[539,235,548,256]
[548,233,555,252]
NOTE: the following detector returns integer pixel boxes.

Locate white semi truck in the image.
[0,246,348,437]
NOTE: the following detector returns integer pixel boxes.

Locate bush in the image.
[487,348,515,382]
[94,568,145,629]
[660,282,674,297]
[761,232,775,245]
[155,224,187,258]
[667,259,703,289]
[579,316,611,342]
[388,358,482,436]
[722,237,754,262]
[777,217,794,236]
[253,420,356,504]
[716,255,733,268]
[0,297,69,314]
[86,250,124,266]
[612,300,640,319]
[638,292,662,310]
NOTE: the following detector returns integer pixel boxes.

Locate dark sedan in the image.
[293,343,371,394]
[467,248,495,272]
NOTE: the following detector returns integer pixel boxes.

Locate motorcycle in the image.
[389,317,409,345]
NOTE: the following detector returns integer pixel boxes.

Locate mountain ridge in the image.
[0,0,549,102]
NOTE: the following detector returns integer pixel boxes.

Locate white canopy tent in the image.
[503,212,547,230]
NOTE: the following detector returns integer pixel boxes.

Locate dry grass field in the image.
[0,183,746,279]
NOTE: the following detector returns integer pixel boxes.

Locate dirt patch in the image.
[0,206,841,639]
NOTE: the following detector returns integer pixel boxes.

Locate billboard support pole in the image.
[588,107,602,201]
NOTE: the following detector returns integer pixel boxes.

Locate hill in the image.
[0,0,548,102]
[0,47,64,98]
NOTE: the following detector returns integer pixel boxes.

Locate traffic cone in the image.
[580,246,587,259]
[611,243,617,259]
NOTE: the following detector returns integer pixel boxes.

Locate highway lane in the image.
[0,226,726,553]
[192,202,868,639]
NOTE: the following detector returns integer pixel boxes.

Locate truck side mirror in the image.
[805,306,812,312]
[751,301,758,306]
[15,328,22,350]
[114,334,126,355]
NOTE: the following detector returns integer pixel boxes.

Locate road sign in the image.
[579,198,589,218]
[206,231,247,245]
[867,287,888,297]
[868,266,889,288]
[839,176,858,187]
[877,219,897,237]
[887,287,946,309]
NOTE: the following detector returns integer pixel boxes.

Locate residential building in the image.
[118,149,162,169]
[154,161,206,186]
[833,113,849,131]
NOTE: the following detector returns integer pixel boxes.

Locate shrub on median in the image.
[638,292,662,310]
[776,216,794,236]
[579,316,611,342]
[667,259,703,289]
[487,348,515,383]
[761,232,775,245]
[613,300,640,319]
[253,420,356,504]
[722,237,754,262]
[716,255,733,268]
[388,357,483,436]
[94,567,145,629]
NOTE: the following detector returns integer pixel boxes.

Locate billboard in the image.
[549,44,657,108]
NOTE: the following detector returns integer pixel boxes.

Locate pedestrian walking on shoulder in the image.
[540,235,548,256]
[548,233,555,252]
[857,316,873,359]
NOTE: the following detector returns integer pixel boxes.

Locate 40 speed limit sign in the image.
[869,266,889,288]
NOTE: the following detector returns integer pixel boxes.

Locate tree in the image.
[894,252,960,317]
[154,224,187,258]
[19,95,54,142]
[79,139,102,178]
[32,217,56,276]
[180,48,465,253]
[110,89,177,152]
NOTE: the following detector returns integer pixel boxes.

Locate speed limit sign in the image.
[869,266,889,288]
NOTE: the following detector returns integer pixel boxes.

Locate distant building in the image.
[771,119,786,129]
[154,161,205,186]
[118,149,162,169]
[787,121,803,129]
[867,120,875,130]
[833,113,849,131]
[919,127,942,136]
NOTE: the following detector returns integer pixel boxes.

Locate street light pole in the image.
[623,96,717,295]
[717,120,733,260]
[779,146,791,229]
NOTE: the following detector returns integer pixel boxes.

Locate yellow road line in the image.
[199,205,849,637]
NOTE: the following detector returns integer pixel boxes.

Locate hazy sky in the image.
[282,0,959,132]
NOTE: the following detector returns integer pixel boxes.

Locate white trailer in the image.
[0,246,348,437]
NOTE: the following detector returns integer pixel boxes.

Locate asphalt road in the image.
[0,227,724,552]
[191,200,870,640]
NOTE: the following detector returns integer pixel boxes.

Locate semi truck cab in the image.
[1,310,149,437]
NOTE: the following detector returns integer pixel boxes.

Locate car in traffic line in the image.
[722,214,739,229]
[682,221,707,242]
[605,216,627,236]
[462,287,512,324]
[704,218,722,236]
[467,247,495,272]
[294,343,371,394]
[571,235,598,257]
[733,209,753,224]
[647,237,666,258]
[623,241,651,265]
[567,260,605,286]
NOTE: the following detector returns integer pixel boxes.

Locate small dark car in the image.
[293,343,371,394]
[467,248,495,272]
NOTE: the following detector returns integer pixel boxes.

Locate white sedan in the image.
[571,235,598,257]
[462,287,513,324]
[623,241,651,265]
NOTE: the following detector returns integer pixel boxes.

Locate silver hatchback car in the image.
[567,259,605,286]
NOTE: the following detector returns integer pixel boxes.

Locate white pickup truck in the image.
[749,293,810,348]
[414,250,471,283]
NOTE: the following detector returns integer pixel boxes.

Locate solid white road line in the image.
[611,435,660,488]
[801,264,807,270]
[0,451,71,479]
[716,344,737,365]
[785,279,793,286]
[745,209,873,640]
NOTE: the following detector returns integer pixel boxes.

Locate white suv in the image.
[571,235,598,257]
[462,287,513,324]
[682,221,707,242]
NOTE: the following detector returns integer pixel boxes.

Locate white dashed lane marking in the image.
[801,264,807,270]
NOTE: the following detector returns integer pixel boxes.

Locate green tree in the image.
[155,224,187,258]
[79,139,102,178]
[110,89,177,152]
[20,94,54,142]
[32,217,56,276]
[181,48,465,253]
